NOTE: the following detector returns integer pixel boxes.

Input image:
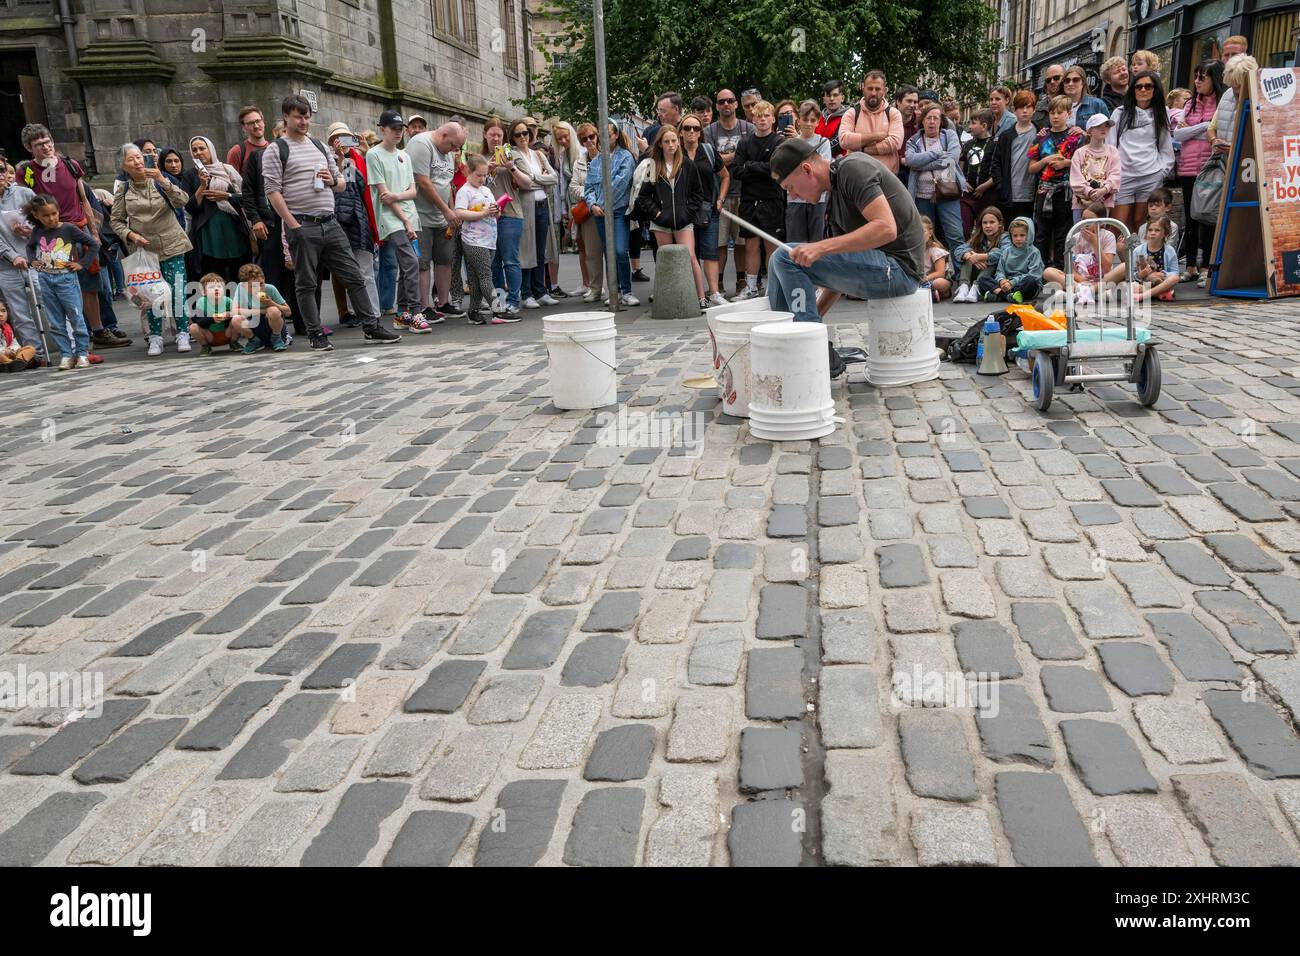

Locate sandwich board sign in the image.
[1211,67,1300,299]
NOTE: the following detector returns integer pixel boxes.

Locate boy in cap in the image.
[366,109,430,332]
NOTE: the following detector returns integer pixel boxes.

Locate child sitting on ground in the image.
[919,216,951,302]
[1130,214,1180,302]
[232,262,290,354]
[24,194,98,370]
[0,294,36,372]
[1045,202,1116,305]
[189,273,237,356]
[952,207,1009,302]
[978,216,1043,303]
[1136,186,1179,250]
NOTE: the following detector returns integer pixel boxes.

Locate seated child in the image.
[1045,201,1115,305]
[1130,214,1180,302]
[1136,186,1179,250]
[0,294,36,372]
[978,216,1043,304]
[24,194,98,370]
[952,207,1009,302]
[919,216,951,302]
[232,262,291,354]
[189,273,237,356]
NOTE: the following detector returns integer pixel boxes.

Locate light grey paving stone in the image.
[383,810,474,867]
[994,771,1097,866]
[1254,659,1300,724]
[1202,688,1300,779]
[584,723,656,781]
[953,620,1022,679]
[1172,773,1300,867]
[275,737,365,792]
[897,709,978,801]
[420,726,513,801]
[1101,797,1197,867]
[667,690,731,762]
[739,726,803,792]
[756,583,807,638]
[1110,564,1184,609]
[364,720,444,778]
[1065,583,1142,638]
[1040,666,1114,713]
[819,666,881,748]
[474,778,566,867]
[1095,643,1174,696]
[1059,719,1158,795]
[11,698,148,774]
[1194,591,1292,654]
[745,647,804,720]
[729,799,804,867]
[910,804,998,866]
[1244,573,1300,625]
[216,692,337,780]
[518,695,602,769]
[1130,508,1191,541]
[882,590,939,633]
[72,717,187,784]
[821,608,876,664]
[0,790,107,866]
[974,683,1054,767]
[687,624,744,684]
[256,633,336,677]
[467,674,543,724]
[405,660,486,713]
[1133,696,1226,764]
[696,569,753,621]
[301,780,410,867]
[1146,613,1240,682]
[491,548,559,594]
[114,638,221,697]
[69,757,210,865]
[821,749,900,865]
[449,597,527,654]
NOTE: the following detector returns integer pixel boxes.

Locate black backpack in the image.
[947,310,1022,364]
[275,136,329,175]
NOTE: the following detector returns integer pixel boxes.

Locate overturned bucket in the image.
[543,312,617,409]
[864,288,941,387]
[748,322,835,442]
[709,310,793,417]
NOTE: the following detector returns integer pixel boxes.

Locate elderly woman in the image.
[1209,55,1259,158]
[181,135,248,283]
[110,143,192,356]
[906,103,969,251]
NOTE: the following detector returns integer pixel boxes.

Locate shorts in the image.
[1115,170,1167,207]
[209,327,231,346]
[695,212,719,262]
[717,196,746,247]
[738,198,785,243]
[418,225,456,269]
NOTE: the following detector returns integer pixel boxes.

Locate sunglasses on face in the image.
[580,134,597,143]
[513,130,530,137]
[1134,83,1155,91]
[717,97,736,104]
[681,125,701,132]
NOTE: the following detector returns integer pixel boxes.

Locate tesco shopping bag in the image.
[122,247,172,317]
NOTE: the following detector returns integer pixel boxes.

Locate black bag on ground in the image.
[946,310,1022,364]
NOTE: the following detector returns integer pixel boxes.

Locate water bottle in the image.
[411,237,421,260]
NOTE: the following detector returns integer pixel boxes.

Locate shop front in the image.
[1130,0,1298,91]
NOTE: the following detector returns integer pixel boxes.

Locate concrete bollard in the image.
[650,244,701,320]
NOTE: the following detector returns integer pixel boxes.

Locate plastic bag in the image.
[121,247,171,317]
[1190,154,1225,226]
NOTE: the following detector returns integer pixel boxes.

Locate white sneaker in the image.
[582,289,600,303]
[57,356,74,371]
[147,335,163,356]
[619,293,640,307]
[955,283,971,303]
[699,297,709,310]
[176,332,191,353]
[567,285,590,297]
[74,356,91,370]
[1076,285,1094,306]
[708,292,729,307]
[523,297,540,309]
[538,293,560,306]
[730,287,761,301]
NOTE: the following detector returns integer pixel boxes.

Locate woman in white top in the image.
[1106,71,1175,231]
[786,100,832,243]
[509,120,559,308]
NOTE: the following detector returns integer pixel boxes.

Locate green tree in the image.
[518,0,999,123]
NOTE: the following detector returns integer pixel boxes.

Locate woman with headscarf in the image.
[181,135,249,282]
[157,148,189,231]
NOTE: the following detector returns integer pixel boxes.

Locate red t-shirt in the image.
[18,157,85,224]
[226,139,267,175]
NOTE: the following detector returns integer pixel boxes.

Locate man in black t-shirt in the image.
[766,139,924,374]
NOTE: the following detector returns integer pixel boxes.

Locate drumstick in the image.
[720,209,795,255]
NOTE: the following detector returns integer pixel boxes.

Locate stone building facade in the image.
[0,0,531,175]
[989,0,1129,94]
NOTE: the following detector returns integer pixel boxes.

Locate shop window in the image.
[1188,25,1229,84]
[1191,0,1233,31]
[1252,11,1299,68]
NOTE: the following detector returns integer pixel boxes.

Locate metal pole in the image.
[593,0,619,313]
[58,0,97,174]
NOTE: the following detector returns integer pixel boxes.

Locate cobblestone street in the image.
[1,294,1299,867]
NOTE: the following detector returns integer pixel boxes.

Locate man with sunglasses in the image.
[1032,65,1066,128]
[705,89,754,296]
[766,138,924,377]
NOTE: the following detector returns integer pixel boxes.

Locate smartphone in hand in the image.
[144,154,157,169]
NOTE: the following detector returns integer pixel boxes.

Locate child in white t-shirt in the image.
[919,217,951,302]
[455,154,509,325]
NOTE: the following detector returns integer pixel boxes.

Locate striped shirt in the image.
[261,135,341,218]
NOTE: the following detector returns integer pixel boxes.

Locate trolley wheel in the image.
[1031,351,1054,412]
[1137,346,1161,407]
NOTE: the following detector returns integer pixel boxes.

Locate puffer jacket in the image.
[110,175,192,261]
[334,150,372,253]
[1177,92,1217,175]
[647,160,705,231]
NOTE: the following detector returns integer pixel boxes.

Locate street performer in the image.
[765,137,925,376]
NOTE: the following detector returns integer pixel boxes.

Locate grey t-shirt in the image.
[705,118,753,202]
[405,131,456,227]
[827,152,925,282]
[1010,128,1036,203]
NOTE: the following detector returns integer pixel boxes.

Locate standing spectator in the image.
[262,92,397,349]
[455,154,507,324]
[367,110,428,332]
[640,92,683,155]
[112,143,192,355]
[959,109,998,235]
[1101,57,1130,112]
[1108,72,1174,231]
[646,127,707,307]
[407,119,469,322]
[679,114,728,305]
[741,89,762,123]
[547,121,579,298]
[1209,55,1258,157]
[785,100,831,245]
[731,100,785,301]
[570,122,603,303]
[991,90,1042,227]
[815,80,850,157]
[24,194,98,369]
[509,119,559,309]
[838,71,904,174]
[690,96,713,128]
[1175,60,1223,286]
[905,104,968,252]
[1032,64,1066,128]
[705,89,754,295]
[227,107,268,173]
[894,85,920,172]
[407,114,428,136]
[583,121,638,306]
[183,136,249,283]
[1028,96,1083,270]
[1069,114,1121,222]
[0,160,43,363]
[943,101,968,141]
[483,117,528,317]
[236,120,305,336]
[1220,35,1247,63]
[324,122,380,329]
[988,86,1016,136]
[1062,65,1111,132]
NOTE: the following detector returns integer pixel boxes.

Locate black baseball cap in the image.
[378,109,406,129]
[770,138,818,183]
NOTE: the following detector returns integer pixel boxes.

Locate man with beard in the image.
[837,71,904,174]
[1101,57,1129,111]
[1033,65,1066,128]
[815,80,850,157]
[893,85,920,176]
[706,88,755,295]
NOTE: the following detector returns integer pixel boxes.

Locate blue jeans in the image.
[694,212,720,262]
[915,198,964,254]
[492,215,524,308]
[377,239,396,313]
[767,245,918,322]
[97,269,118,331]
[38,270,91,358]
[595,213,631,295]
[109,255,125,295]
[528,201,550,299]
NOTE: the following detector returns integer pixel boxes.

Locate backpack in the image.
[947,310,1022,364]
[275,135,329,176]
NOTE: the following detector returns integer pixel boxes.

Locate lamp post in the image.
[593,0,619,313]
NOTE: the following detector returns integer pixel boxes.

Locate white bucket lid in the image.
[714,311,793,330]
[750,322,827,342]
[543,311,615,331]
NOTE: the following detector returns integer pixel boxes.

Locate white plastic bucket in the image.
[543,312,617,409]
[748,322,835,441]
[709,311,793,417]
[864,288,941,386]
[703,296,773,318]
